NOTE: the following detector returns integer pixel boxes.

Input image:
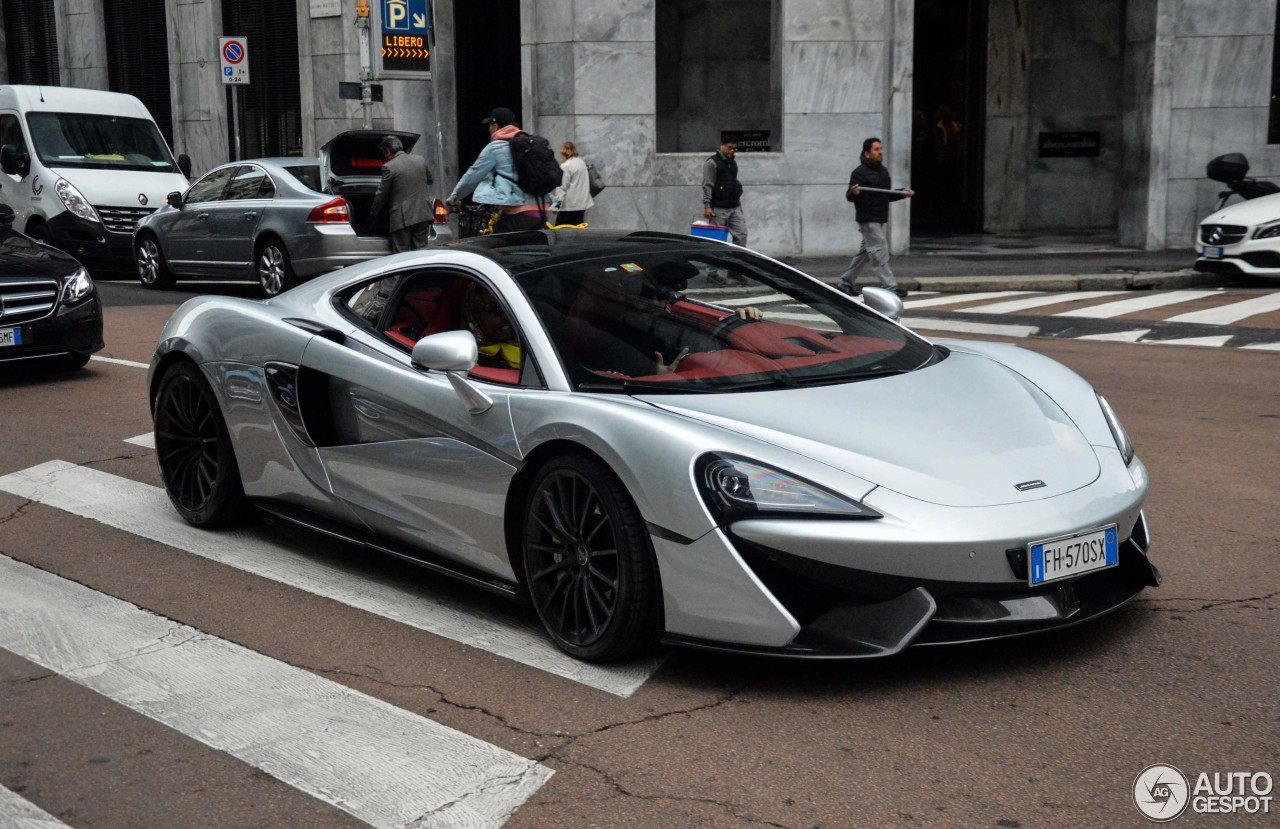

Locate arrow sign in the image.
[412,12,425,27]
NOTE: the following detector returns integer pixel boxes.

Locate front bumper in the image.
[46,212,138,276]
[661,511,1158,659]
[0,294,104,366]
[1194,234,1280,277]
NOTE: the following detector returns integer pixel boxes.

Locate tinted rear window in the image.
[283,164,322,192]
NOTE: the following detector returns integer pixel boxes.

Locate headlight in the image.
[696,454,881,523]
[1254,219,1280,240]
[1097,393,1135,466]
[60,267,94,304]
[54,178,101,224]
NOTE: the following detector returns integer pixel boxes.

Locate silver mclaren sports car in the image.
[148,230,1159,662]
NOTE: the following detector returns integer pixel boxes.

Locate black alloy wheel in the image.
[153,361,251,527]
[136,233,176,289]
[523,455,657,661]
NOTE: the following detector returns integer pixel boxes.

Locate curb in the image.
[831,269,1234,294]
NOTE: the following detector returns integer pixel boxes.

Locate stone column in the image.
[886,0,913,255]
[1118,0,1175,249]
[984,0,1029,233]
[55,0,109,88]
[167,0,230,176]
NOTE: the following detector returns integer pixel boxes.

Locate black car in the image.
[0,204,103,370]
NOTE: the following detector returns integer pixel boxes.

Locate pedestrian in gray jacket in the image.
[371,135,435,252]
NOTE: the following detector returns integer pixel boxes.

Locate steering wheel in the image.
[708,311,754,342]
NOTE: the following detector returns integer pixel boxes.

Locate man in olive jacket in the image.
[839,137,914,297]
[371,135,435,252]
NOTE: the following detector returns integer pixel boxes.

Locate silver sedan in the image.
[148,230,1159,662]
[134,133,451,297]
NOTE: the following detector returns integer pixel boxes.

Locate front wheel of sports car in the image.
[154,361,252,528]
[523,456,658,661]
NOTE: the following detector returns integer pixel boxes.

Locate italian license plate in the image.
[0,327,21,347]
[1202,245,1224,259]
[1028,524,1118,586]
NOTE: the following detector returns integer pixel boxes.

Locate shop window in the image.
[3,0,60,86]
[104,0,175,147]
[655,0,781,153]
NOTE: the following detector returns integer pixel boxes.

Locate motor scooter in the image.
[1207,153,1279,210]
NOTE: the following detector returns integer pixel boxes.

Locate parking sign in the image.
[219,37,250,84]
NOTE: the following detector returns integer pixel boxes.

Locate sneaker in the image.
[836,282,858,296]
[893,287,909,299]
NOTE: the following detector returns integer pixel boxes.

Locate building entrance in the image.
[452,0,521,176]
[911,0,986,233]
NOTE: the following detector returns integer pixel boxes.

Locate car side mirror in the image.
[861,286,904,321]
[410,330,492,414]
[166,191,184,209]
[177,154,192,179]
[0,144,28,177]
[0,204,15,226]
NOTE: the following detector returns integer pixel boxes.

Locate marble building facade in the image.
[2,0,1276,256]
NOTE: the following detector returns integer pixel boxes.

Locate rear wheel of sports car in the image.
[154,361,252,528]
[256,239,297,298]
[523,456,658,661]
[136,233,176,289]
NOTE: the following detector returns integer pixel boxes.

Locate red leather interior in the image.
[383,279,520,386]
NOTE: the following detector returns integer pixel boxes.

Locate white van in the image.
[0,85,189,274]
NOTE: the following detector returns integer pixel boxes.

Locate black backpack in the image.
[502,132,563,196]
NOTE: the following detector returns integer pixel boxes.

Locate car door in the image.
[208,164,270,273]
[295,268,528,582]
[164,166,233,272]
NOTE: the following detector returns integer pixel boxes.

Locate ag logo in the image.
[1208,227,1222,244]
[31,174,42,196]
[138,193,148,206]
[1134,764,1190,822]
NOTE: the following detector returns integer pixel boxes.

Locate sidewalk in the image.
[776,230,1221,293]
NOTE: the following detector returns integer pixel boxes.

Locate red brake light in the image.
[307,197,350,223]
[433,199,449,223]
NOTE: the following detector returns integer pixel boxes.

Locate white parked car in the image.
[1195,192,1280,280]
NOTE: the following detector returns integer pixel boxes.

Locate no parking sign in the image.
[219,37,250,84]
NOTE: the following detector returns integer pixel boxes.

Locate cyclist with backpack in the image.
[447,107,562,233]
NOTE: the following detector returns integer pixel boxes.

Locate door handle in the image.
[197,213,209,221]
[284,317,347,344]
[242,211,257,219]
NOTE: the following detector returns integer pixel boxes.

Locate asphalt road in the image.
[0,281,1276,829]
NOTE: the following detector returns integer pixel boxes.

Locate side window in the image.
[0,115,28,154]
[223,165,269,201]
[185,167,234,204]
[346,275,401,326]
[382,272,526,386]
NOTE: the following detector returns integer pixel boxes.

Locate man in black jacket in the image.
[839,137,914,298]
[701,139,747,247]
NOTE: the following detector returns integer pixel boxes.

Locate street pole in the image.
[232,85,242,160]
[356,0,373,129]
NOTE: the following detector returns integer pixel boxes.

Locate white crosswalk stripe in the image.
[0,554,553,829]
[1164,291,1280,325]
[0,461,660,697]
[967,291,1122,314]
[0,784,72,829]
[902,290,1035,309]
[1053,290,1214,319]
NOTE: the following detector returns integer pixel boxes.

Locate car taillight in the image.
[433,199,449,223]
[307,197,350,223]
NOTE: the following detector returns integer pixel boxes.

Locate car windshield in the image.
[516,247,936,392]
[26,112,177,172]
